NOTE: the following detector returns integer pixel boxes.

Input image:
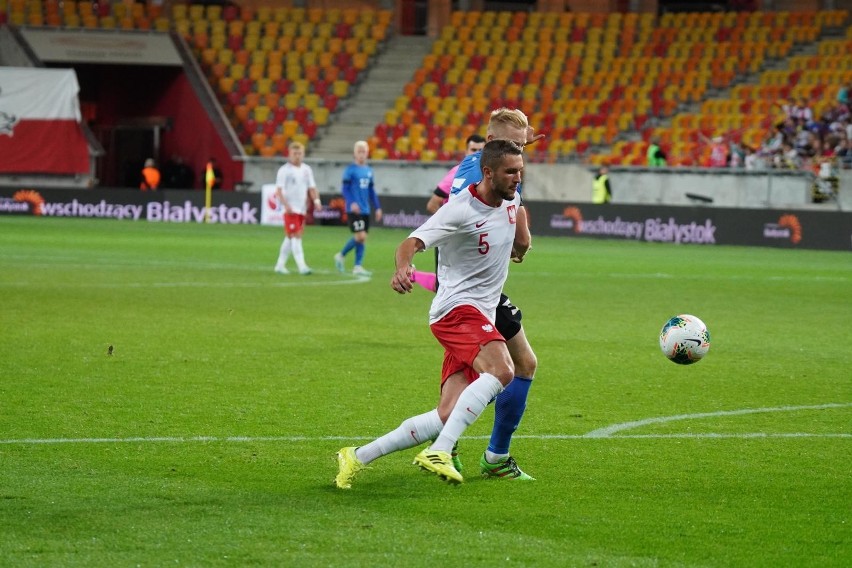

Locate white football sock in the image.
[485,450,508,463]
[277,237,292,267]
[291,237,307,271]
[431,373,504,453]
[355,409,443,465]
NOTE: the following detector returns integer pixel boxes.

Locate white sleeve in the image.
[275,165,287,189]
[410,197,469,250]
[305,165,317,189]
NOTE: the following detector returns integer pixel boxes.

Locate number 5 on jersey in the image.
[478,233,489,255]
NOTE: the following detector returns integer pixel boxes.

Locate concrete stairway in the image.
[310,34,433,161]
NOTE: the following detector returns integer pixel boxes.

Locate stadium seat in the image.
[29,4,841,161]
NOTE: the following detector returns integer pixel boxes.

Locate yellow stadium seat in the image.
[313,107,330,126]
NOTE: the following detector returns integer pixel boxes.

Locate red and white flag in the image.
[0,67,89,174]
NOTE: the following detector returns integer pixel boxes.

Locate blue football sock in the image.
[488,376,532,455]
[341,237,356,257]
[354,242,365,266]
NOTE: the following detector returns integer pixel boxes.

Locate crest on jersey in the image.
[506,204,517,224]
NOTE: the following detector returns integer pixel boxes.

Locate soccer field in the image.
[1,217,849,567]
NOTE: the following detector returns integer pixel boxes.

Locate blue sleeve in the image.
[369,171,381,209]
[451,154,482,196]
[341,166,355,206]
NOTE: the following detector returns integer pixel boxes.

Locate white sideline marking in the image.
[603,272,849,283]
[1,403,849,445]
[582,402,852,438]
[0,276,371,289]
[148,277,372,288]
[1,433,849,446]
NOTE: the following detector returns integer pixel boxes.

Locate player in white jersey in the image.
[335,139,526,487]
[273,142,321,275]
[417,183,520,325]
[446,108,540,480]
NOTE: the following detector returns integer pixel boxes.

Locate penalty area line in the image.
[583,402,852,438]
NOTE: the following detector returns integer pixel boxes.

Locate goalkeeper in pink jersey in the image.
[335,139,527,487]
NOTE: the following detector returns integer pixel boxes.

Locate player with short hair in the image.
[334,140,382,276]
[445,107,542,481]
[273,142,321,275]
[335,139,527,487]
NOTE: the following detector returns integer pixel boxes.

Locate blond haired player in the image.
[333,140,382,276]
[273,142,321,275]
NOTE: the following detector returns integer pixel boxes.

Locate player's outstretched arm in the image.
[391,237,424,294]
[426,192,445,214]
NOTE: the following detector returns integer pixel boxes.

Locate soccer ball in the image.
[659,314,711,365]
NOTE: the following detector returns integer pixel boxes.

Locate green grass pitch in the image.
[1,216,849,567]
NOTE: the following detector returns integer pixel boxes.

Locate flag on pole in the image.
[205,161,215,191]
[204,161,214,223]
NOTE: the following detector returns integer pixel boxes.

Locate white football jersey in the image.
[275,162,316,215]
[410,185,520,324]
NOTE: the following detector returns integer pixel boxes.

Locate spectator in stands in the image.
[835,133,852,169]
[836,82,850,112]
[780,117,799,140]
[729,140,746,168]
[703,135,729,168]
[744,146,766,170]
[161,155,194,189]
[776,99,796,124]
[795,98,816,129]
[827,110,850,141]
[775,98,813,130]
[140,158,160,191]
[794,127,816,158]
[775,141,801,169]
[763,122,791,160]
[592,165,612,204]
[809,137,825,162]
[647,137,667,167]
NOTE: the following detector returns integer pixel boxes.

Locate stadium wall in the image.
[1,186,848,251]
[240,159,828,210]
[0,26,33,67]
